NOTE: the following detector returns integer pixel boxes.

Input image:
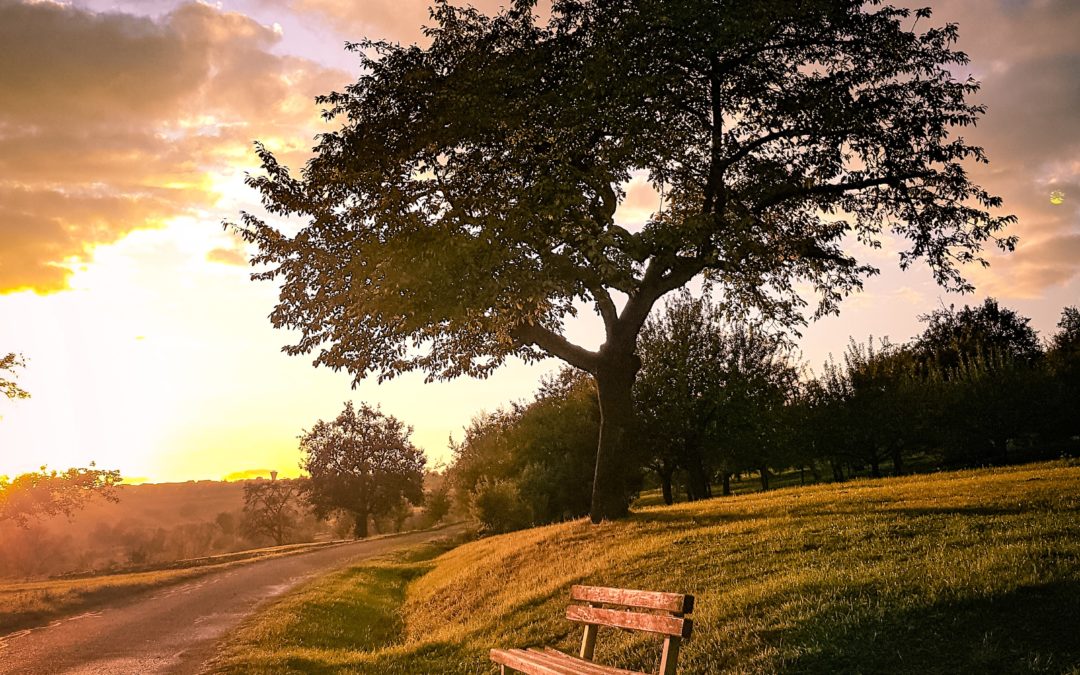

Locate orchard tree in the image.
[301,402,425,538]
[915,298,1042,374]
[241,476,306,546]
[635,291,721,503]
[238,0,1014,521]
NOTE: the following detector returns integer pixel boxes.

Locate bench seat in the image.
[491,584,694,674]
[491,647,644,675]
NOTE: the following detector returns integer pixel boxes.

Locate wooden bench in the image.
[490,584,694,675]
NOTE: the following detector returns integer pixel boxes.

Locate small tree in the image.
[301,402,426,538]
[635,292,728,502]
[0,465,121,528]
[446,369,599,526]
[1044,307,1080,448]
[238,1,1013,522]
[241,477,306,546]
[915,299,1042,374]
[422,485,451,526]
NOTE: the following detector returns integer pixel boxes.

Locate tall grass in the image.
[212,461,1080,674]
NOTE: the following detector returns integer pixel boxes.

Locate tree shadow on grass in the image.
[629,508,757,527]
[779,579,1080,674]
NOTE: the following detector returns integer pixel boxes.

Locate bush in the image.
[470,479,531,534]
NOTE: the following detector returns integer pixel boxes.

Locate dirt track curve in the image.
[0,526,462,674]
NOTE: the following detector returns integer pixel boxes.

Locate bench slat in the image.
[523,649,622,675]
[571,585,694,614]
[566,605,693,638]
[491,648,575,675]
[539,648,644,675]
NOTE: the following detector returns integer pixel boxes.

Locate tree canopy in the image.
[0,466,121,528]
[301,402,426,538]
[241,477,307,546]
[634,291,796,501]
[238,0,1013,521]
[914,298,1042,373]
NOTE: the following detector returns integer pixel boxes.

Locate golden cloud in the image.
[292,0,550,43]
[0,0,346,293]
[222,468,275,481]
[207,247,248,266]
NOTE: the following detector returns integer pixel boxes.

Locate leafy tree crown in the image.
[236,0,1013,383]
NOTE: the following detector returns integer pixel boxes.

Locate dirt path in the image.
[0,526,463,674]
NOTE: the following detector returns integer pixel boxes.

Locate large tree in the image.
[238,0,1013,521]
[301,402,426,538]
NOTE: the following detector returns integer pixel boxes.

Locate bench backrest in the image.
[567,585,694,674]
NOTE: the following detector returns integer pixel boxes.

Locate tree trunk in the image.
[660,471,674,505]
[686,455,710,502]
[891,445,905,476]
[870,454,881,478]
[831,460,844,482]
[759,466,770,491]
[721,472,731,496]
[353,511,369,538]
[993,434,1009,464]
[591,361,639,523]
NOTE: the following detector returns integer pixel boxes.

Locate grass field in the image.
[211,461,1080,674]
[0,540,345,634]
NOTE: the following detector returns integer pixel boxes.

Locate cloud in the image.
[207,247,248,266]
[222,468,274,481]
[0,0,346,293]
[912,0,1080,296]
[290,0,550,43]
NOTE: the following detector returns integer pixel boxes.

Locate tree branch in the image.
[615,255,710,348]
[587,283,619,336]
[511,323,601,373]
[758,171,934,211]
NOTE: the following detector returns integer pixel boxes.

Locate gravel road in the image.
[0,526,462,674]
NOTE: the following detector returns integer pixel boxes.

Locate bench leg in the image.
[660,636,681,675]
[580,623,598,661]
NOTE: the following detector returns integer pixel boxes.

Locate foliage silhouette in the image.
[1,352,29,403]
[0,465,121,528]
[241,477,307,546]
[301,402,426,538]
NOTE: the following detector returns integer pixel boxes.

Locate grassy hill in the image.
[212,461,1080,674]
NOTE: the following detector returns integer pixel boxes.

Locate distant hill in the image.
[1,478,327,579]
[50,480,249,534]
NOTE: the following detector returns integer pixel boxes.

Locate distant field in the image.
[210,461,1080,674]
[0,540,343,634]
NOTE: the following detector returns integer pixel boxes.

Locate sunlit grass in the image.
[211,461,1080,674]
[0,540,343,634]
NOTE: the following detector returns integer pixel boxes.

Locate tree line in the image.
[445,296,1079,533]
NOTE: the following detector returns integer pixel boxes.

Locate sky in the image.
[0,0,1077,483]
